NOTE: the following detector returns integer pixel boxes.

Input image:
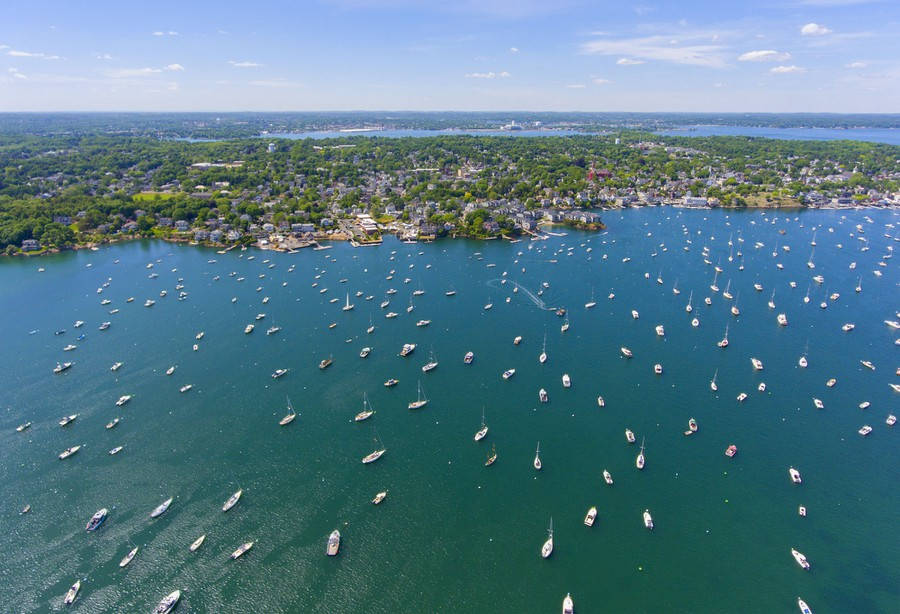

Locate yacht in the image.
[474,408,488,441]
[231,541,254,560]
[464,351,474,364]
[858,425,872,436]
[59,414,78,427]
[768,291,776,310]
[86,508,108,531]
[603,470,613,485]
[59,445,81,459]
[502,368,516,380]
[408,381,428,409]
[119,546,139,568]
[153,590,181,614]
[541,518,554,558]
[150,497,173,518]
[223,489,242,512]
[54,362,74,374]
[533,442,542,470]
[116,395,132,406]
[584,507,597,527]
[279,397,298,426]
[625,429,636,443]
[319,356,333,369]
[789,467,802,484]
[791,548,810,570]
[485,443,497,466]
[636,439,645,469]
[725,444,737,457]
[189,535,206,552]
[562,373,571,388]
[64,580,81,605]
[797,597,813,614]
[422,350,439,373]
[326,530,341,556]
[399,343,416,357]
[342,293,354,311]
[643,509,654,530]
[560,319,570,333]
[563,593,574,614]
[860,360,875,371]
[539,388,548,403]
[372,491,388,505]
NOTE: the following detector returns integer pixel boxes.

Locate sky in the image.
[1,0,898,113]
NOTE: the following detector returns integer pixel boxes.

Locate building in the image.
[21,239,40,251]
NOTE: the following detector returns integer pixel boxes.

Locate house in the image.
[21,239,40,251]
[174,220,190,231]
[194,230,210,241]
[210,230,223,242]
[482,221,500,233]
[682,196,709,208]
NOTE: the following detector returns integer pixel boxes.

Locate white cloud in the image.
[107,67,163,78]
[8,68,27,80]
[7,49,62,60]
[464,71,510,79]
[770,65,805,74]
[249,79,303,88]
[165,63,184,71]
[566,83,586,88]
[580,34,727,68]
[592,78,611,85]
[229,60,263,68]
[168,31,179,36]
[800,23,831,36]
[152,30,179,37]
[509,47,519,53]
[96,53,113,60]
[0,45,8,50]
[616,57,645,65]
[166,81,179,91]
[738,49,791,62]
[846,61,867,68]
[152,31,165,36]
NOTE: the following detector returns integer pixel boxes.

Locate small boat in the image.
[326,530,341,556]
[563,593,574,614]
[539,388,548,403]
[597,396,605,408]
[474,408,488,441]
[116,395,132,406]
[153,590,181,614]
[110,362,123,371]
[789,467,802,484]
[655,324,665,337]
[502,368,516,380]
[584,506,597,527]
[562,373,571,387]
[826,378,836,387]
[399,343,416,357]
[108,445,124,455]
[244,324,254,334]
[231,541,254,560]
[887,414,897,426]
[408,381,428,409]
[687,418,698,435]
[463,351,474,364]
[119,546,138,568]
[513,335,523,345]
[189,534,206,552]
[59,414,78,427]
[751,357,763,371]
[355,393,375,422]
[384,378,399,387]
[223,489,242,512]
[625,429,636,443]
[166,365,176,376]
[318,356,333,369]
[267,326,281,335]
[797,597,813,614]
[179,384,192,393]
[64,580,81,605]
[737,392,747,402]
[632,310,639,319]
[791,548,810,570]
[533,442,542,470]
[63,344,77,352]
[636,438,645,469]
[54,362,74,374]
[858,425,872,436]
[359,347,371,359]
[643,509,654,530]
[150,497,173,518]
[86,508,108,531]
[725,444,737,458]
[16,422,31,432]
[59,445,81,460]
[372,491,388,505]
[541,518,553,558]
[620,347,633,358]
[485,443,497,466]
[654,364,663,375]
[798,506,807,517]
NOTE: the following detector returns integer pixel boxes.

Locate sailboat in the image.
[584,287,596,309]
[533,442,542,470]
[279,396,297,426]
[366,314,375,334]
[685,290,693,313]
[408,381,428,409]
[484,443,497,466]
[474,408,488,441]
[539,332,548,364]
[768,290,776,309]
[361,432,386,464]
[636,438,645,470]
[355,393,375,421]
[541,517,553,558]
[710,270,719,293]
[672,279,680,295]
[722,279,732,300]
[710,369,718,392]
[717,324,729,348]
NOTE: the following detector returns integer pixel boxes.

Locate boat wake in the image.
[486,279,553,310]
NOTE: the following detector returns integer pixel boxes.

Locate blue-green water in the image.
[2,208,898,613]
[659,125,900,146]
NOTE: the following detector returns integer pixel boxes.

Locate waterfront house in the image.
[21,239,40,251]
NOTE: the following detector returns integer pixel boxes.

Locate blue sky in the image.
[1,0,898,112]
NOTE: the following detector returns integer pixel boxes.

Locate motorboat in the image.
[725,444,737,457]
[643,509,654,530]
[179,384,192,393]
[326,530,341,556]
[789,467,802,484]
[319,356,333,369]
[272,368,288,379]
[654,364,663,375]
[108,445,124,455]
[384,378,399,387]
[791,548,810,570]
[539,388,548,403]
[116,395,132,406]
[231,541,254,559]
[625,429,636,443]
[372,491,388,505]
[59,445,81,460]
[502,369,516,380]
[64,580,80,605]
[86,508,108,531]
[54,362,73,374]
[584,507,597,527]
[359,347,371,359]
[464,351,474,364]
[562,373,571,387]
[858,425,872,436]
[751,357,763,371]
[399,343,416,357]
[797,597,812,614]
[59,414,78,427]
[153,590,181,614]
[620,347,633,358]
[563,593,574,614]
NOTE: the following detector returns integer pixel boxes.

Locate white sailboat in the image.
[710,369,718,392]
[636,438,645,470]
[541,517,553,558]
[408,380,428,409]
[474,407,488,441]
[533,442,542,470]
[539,332,548,364]
[685,290,693,313]
[342,293,354,311]
[279,396,297,426]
